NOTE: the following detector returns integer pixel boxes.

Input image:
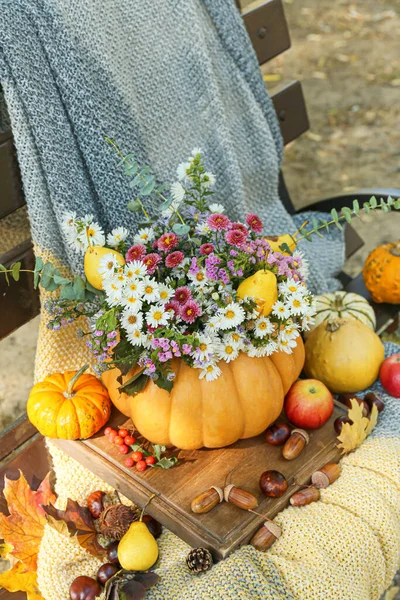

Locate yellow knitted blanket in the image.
[34,256,400,600]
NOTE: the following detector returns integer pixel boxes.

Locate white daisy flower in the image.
[125,261,147,279]
[125,279,145,296]
[301,314,315,331]
[177,162,192,181]
[287,293,308,316]
[61,211,78,234]
[246,340,278,358]
[280,323,300,342]
[190,147,202,158]
[193,335,217,361]
[254,316,275,339]
[142,278,160,303]
[121,309,143,333]
[79,221,105,249]
[225,331,245,348]
[217,341,239,363]
[279,278,307,296]
[127,328,146,346]
[196,222,211,235]
[146,305,171,328]
[272,301,291,320]
[133,227,155,245]
[106,227,129,248]
[65,231,86,253]
[203,172,216,188]
[188,268,209,287]
[120,291,143,312]
[217,303,246,330]
[103,280,124,307]
[208,203,225,214]
[199,362,222,382]
[277,336,297,354]
[170,181,186,204]
[99,253,121,278]
[158,283,174,303]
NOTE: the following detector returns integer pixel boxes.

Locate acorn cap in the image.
[263,521,282,539]
[223,484,236,503]
[210,486,224,503]
[98,504,137,540]
[291,429,310,444]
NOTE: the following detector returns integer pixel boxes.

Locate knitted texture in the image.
[0,0,344,293]
[36,343,400,600]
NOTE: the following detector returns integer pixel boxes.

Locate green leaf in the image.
[10,262,21,282]
[330,208,343,230]
[60,282,76,300]
[140,177,155,196]
[129,442,151,457]
[117,154,135,167]
[152,444,166,462]
[369,196,377,209]
[157,197,173,212]
[380,200,389,213]
[352,199,360,214]
[53,271,71,285]
[312,218,324,238]
[151,457,178,469]
[97,309,118,332]
[40,262,56,290]
[0,264,9,285]
[127,199,142,212]
[279,242,292,254]
[85,280,102,295]
[73,276,86,300]
[341,207,352,223]
[33,256,44,288]
[363,201,371,214]
[172,223,190,236]
[154,376,173,393]
[118,370,148,395]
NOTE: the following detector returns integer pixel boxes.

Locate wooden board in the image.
[54,401,346,560]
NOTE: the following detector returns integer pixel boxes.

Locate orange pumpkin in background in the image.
[27,365,111,439]
[102,337,305,450]
[363,241,400,304]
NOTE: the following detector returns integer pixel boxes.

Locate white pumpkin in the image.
[306,291,376,337]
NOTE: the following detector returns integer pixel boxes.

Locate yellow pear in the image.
[118,521,159,571]
[84,246,125,290]
[236,269,278,316]
[265,234,296,255]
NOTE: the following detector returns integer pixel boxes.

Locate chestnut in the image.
[259,470,288,498]
[364,392,385,413]
[334,415,352,435]
[96,563,119,585]
[69,576,102,600]
[86,491,106,519]
[106,541,119,564]
[142,514,163,539]
[337,394,370,417]
[265,422,291,446]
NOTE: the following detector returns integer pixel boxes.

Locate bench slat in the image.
[0,130,25,219]
[242,0,291,65]
[272,81,309,145]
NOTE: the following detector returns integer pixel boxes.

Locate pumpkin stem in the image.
[326,319,341,333]
[390,242,400,257]
[65,364,89,397]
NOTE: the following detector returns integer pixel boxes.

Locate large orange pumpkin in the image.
[102,338,305,450]
[363,241,400,304]
[27,366,111,439]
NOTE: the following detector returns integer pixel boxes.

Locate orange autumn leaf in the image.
[0,560,44,600]
[0,471,56,571]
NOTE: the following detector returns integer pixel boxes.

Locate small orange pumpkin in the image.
[363,241,400,304]
[102,338,305,450]
[27,365,111,439]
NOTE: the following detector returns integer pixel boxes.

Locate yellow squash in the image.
[304,318,384,394]
[27,366,111,439]
[102,338,305,450]
[265,234,297,254]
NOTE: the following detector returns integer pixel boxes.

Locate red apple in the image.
[285,379,334,429]
[379,353,400,397]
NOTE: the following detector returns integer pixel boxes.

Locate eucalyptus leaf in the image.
[60,282,76,300]
[141,179,155,196]
[124,163,138,177]
[11,262,21,282]
[369,196,377,209]
[127,199,142,212]
[0,264,9,285]
[172,223,190,236]
[157,197,173,212]
[53,271,71,285]
[40,262,55,289]
[73,276,86,300]
[117,153,135,167]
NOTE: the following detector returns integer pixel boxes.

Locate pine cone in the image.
[186,547,213,574]
[98,504,137,540]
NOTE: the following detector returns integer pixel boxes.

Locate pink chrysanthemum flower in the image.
[180,300,202,324]
[165,300,181,316]
[157,232,179,252]
[207,213,231,231]
[200,243,215,256]
[174,286,192,305]
[142,253,162,274]
[165,251,185,268]
[126,244,146,262]
[246,213,263,233]
[230,222,248,236]
[225,229,247,247]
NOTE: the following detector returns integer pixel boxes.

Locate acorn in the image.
[282,429,309,460]
[259,470,288,498]
[224,485,258,510]
[290,487,320,506]
[311,463,341,489]
[191,487,223,514]
[364,392,385,413]
[98,504,137,540]
[250,521,282,551]
[265,422,291,446]
[86,491,106,519]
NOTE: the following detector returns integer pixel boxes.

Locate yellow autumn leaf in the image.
[0,541,13,558]
[337,398,377,454]
[0,561,44,600]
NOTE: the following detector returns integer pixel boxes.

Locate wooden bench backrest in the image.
[0,0,309,340]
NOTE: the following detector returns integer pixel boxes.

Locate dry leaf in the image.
[0,541,13,558]
[337,399,378,454]
[263,74,281,82]
[0,471,56,571]
[44,498,106,557]
[0,560,44,600]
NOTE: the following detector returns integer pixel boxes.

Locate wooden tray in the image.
[54,401,346,560]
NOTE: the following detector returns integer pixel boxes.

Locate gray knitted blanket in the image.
[0,0,344,293]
